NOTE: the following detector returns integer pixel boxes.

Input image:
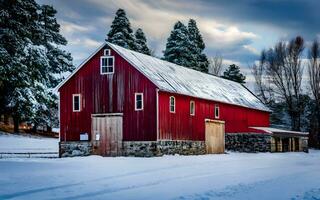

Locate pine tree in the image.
[222,64,246,83]
[134,28,151,55]
[0,0,40,132]
[163,21,192,67]
[32,5,74,130]
[188,19,209,72]
[0,0,74,132]
[107,9,135,50]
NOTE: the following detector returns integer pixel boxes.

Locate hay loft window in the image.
[190,101,195,116]
[100,56,114,74]
[104,49,111,56]
[73,94,81,112]
[215,104,220,119]
[169,96,175,113]
[135,93,143,111]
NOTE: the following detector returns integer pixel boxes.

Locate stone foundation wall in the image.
[59,141,92,157]
[122,140,205,157]
[122,141,158,157]
[60,140,205,157]
[157,141,206,155]
[225,133,272,152]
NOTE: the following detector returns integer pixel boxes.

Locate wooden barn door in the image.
[205,119,225,154]
[92,114,123,156]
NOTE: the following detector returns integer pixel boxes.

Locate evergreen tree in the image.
[163,21,192,67]
[188,19,209,72]
[222,64,246,83]
[107,9,135,50]
[0,0,74,132]
[134,28,151,55]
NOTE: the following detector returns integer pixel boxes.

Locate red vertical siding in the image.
[158,91,270,141]
[59,45,157,141]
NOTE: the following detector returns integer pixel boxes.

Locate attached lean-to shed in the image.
[57,42,305,157]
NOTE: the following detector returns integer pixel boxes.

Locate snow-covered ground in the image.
[0,132,58,153]
[0,133,320,200]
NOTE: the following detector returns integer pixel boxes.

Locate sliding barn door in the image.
[92,114,123,156]
[205,119,225,154]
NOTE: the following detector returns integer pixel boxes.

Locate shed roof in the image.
[250,127,309,137]
[108,42,270,112]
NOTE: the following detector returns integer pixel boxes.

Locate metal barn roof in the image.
[108,42,270,112]
[56,42,270,112]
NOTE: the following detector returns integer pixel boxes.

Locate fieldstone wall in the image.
[122,141,158,157]
[157,141,206,155]
[122,140,205,157]
[59,141,92,157]
[225,133,272,152]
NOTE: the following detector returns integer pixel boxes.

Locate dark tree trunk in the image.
[46,125,52,133]
[4,114,9,125]
[290,111,301,131]
[13,116,19,133]
[317,110,320,148]
[32,123,37,133]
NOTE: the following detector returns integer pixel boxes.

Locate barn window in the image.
[73,94,81,112]
[104,49,111,56]
[169,96,175,113]
[215,104,219,119]
[190,101,195,116]
[100,56,114,74]
[135,93,143,111]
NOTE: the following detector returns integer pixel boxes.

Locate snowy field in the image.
[0,132,58,153]
[1,134,320,200]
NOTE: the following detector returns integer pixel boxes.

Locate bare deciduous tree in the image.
[208,54,223,76]
[309,40,320,108]
[252,51,274,105]
[255,36,305,131]
[308,40,320,146]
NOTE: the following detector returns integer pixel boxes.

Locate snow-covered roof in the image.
[250,127,309,136]
[108,42,270,112]
[56,42,270,112]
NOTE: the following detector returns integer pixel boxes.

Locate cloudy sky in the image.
[38,0,320,85]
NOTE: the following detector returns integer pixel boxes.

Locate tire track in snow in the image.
[52,166,276,200]
[0,158,217,199]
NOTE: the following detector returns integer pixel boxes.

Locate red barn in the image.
[57,42,307,157]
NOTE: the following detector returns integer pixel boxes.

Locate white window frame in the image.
[215,104,219,119]
[169,96,175,113]
[73,94,81,112]
[135,93,144,111]
[100,56,115,75]
[104,49,111,56]
[190,100,195,116]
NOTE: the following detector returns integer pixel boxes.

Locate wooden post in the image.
[288,138,292,152]
[292,138,295,151]
[299,138,303,151]
[271,137,276,152]
[279,139,283,152]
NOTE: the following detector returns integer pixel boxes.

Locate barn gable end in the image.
[59,44,158,142]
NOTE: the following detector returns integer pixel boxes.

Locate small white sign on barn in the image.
[95,132,100,141]
[80,133,89,141]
